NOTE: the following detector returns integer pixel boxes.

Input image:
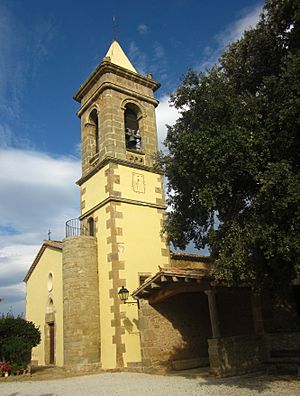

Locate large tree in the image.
[161,0,300,293]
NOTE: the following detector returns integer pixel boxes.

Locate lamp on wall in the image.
[118,286,139,306]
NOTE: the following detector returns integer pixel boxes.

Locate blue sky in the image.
[0,0,263,315]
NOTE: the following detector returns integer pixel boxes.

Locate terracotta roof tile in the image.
[170,252,211,261]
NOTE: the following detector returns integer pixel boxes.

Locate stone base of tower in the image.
[62,236,101,369]
[64,362,102,373]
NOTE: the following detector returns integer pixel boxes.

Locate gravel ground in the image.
[1,372,300,396]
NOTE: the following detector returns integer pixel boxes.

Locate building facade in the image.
[25,40,172,371]
[25,40,300,376]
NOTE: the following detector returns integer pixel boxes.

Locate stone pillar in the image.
[62,236,101,370]
[82,122,97,175]
[251,292,264,335]
[205,289,220,338]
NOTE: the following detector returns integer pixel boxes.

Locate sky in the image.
[0,0,263,315]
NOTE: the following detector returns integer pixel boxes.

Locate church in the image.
[24,40,300,376]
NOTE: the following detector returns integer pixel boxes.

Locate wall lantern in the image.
[118,286,139,306]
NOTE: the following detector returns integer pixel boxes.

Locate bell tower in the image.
[75,40,160,176]
[74,40,170,369]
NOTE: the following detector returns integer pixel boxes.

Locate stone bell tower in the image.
[73,40,170,369]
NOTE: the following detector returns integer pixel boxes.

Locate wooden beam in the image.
[148,282,208,305]
[151,282,161,289]
[141,289,151,294]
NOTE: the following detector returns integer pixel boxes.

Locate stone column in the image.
[205,289,221,338]
[82,122,97,174]
[251,292,264,335]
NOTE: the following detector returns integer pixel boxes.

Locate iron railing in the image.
[65,218,89,238]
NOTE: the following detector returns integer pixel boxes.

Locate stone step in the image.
[172,357,209,371]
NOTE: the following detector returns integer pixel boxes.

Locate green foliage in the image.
[0,313,41,367]
[161,0,300,293]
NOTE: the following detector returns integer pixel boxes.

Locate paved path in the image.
[1,372,300,396]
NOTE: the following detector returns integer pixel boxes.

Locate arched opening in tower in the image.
[89,109,99,154]
[124,104,141,151]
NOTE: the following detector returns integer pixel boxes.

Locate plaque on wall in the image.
[132,173,145,193]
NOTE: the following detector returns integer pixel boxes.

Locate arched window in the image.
[89,109,99,154]
[47,272,53,292]
[124,104,141,151]
[88,217,95,236]
[46,297,54,314]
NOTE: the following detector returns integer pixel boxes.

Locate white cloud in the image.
[156,95,180,151]
[0,147,80,315]
[128,41,148,75]
[0,123,14,148]
[198,4,262,70]
[0,149,79,188]
[217,4,262,47]
[137,23,149,35]
[151,42,169,82]
[129,40,170,84]
[153,42,165,59]
[0,2,55,119]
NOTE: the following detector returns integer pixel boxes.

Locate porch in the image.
[133,267,266,376]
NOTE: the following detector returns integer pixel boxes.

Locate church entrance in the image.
[49,322,55,364]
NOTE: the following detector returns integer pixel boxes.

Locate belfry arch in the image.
[88,108,99,154]
[124,102,142,151]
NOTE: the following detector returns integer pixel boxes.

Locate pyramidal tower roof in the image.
[105,40,137,73]
[74,40,160,103]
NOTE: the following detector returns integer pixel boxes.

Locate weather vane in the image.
[112,15,119,40]
[48,229,51,240]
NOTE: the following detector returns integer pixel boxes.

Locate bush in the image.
[0,314,41,370]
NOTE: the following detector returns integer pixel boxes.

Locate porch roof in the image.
[132,267,212,304]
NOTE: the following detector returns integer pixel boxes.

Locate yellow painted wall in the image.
[81,164,164,219]
[116,165,163,205]
[94,206,117,369]
[81,164,109,215]
[119,203,168,365]
[83,162,169,369]
[26,247,64,366]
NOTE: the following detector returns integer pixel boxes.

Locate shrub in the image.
[0,314,41,370]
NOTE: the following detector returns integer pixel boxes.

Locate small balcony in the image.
[65,218,90,238]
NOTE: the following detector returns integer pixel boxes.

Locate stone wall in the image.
[62,236,101,370]
[265,332,300,351]
[139,292,212,372]
[208,335,264,377]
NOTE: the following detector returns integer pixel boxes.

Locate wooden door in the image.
[49,322,55,364]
